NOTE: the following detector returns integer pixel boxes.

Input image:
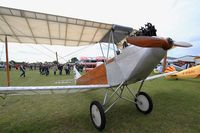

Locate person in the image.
[44,64,49,76]
[63,64,68,75]
[53,65,57,75]
[67,64,70,75]
[39,64,42,74]
[58,64,63,75]
[20,64,25,77]
[122,41,128,48]
[41,64,45,75]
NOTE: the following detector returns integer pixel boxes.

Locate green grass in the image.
[0,70,200,133]
[0,69,75,86]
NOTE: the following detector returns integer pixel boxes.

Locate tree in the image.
[9,60,15,65]
[71,57,78,63]
[53,60,58,64]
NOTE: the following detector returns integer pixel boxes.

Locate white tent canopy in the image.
[0,6,133,46]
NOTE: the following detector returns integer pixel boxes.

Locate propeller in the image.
[126,36,192,50]
[173,41,192,47]
[126,36,192,72]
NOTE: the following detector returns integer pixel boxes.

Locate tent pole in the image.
[56,52,58,63]
[5,35,10,86]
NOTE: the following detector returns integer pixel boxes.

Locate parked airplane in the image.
[166,65,200,79]
[0,6,192,131]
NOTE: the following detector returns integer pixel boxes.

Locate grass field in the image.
[0,70,200,133]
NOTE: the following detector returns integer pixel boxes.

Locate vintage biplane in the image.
[0,6,192,130]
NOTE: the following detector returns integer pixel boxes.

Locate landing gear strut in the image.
[90,81,153,131]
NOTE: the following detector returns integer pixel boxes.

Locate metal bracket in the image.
[137,80,145,94]
[102,80,146,113]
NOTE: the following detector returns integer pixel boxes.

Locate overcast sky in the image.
[0,0,200,63]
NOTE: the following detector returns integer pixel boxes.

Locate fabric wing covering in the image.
[0,6,133,46]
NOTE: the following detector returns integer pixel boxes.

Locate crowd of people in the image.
[13,62,83,78]
[38,63,72,76]
[52,63,71,76]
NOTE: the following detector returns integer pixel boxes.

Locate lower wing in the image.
[0,85,110,96]
[0,72,177,96]
[145,71,177,81]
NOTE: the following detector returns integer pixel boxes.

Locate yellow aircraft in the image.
[166,65,200,79]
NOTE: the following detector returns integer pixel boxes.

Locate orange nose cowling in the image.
[126,36,172,50]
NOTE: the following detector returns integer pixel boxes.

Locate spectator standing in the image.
[53,65,57,75]
[67,64,70,75]
[45,64,49,76]
[58,64,63,75]
[63,64,68,75]
[20,64,25,77]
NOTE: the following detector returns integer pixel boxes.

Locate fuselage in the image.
[106,45,166,86]
[76,44,166,86]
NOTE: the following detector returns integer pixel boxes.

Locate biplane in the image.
[0,6,192,131]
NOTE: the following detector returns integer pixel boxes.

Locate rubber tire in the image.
[90,101,106,131]
[135,92,153,114]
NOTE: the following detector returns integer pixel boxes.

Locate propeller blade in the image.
[126,36,172,50]
[173,41,192,47]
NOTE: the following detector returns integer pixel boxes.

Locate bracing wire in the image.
[39,44,68,62]
[25,44,55,60]
[61,44,93,59]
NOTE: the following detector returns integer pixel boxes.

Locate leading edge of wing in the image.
[0,85,110,95]
[145,71,178,81]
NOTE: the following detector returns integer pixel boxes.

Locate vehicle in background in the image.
[80,56,105,72]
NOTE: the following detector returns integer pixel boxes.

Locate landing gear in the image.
[90,101,106,131]
[90,81,153,131]
[135,92,153,114]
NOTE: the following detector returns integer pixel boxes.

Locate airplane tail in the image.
[73,66,81,81]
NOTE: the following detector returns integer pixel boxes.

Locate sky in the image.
[0,0,200,63]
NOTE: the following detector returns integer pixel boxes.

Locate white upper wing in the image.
[0,6,112,46]
[0,6,133,46]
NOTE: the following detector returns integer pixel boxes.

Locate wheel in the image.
[135,92,153,114]
[90,101,106,131]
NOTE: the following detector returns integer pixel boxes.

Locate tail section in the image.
[73,66,81,81]
[76,64,108,85]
